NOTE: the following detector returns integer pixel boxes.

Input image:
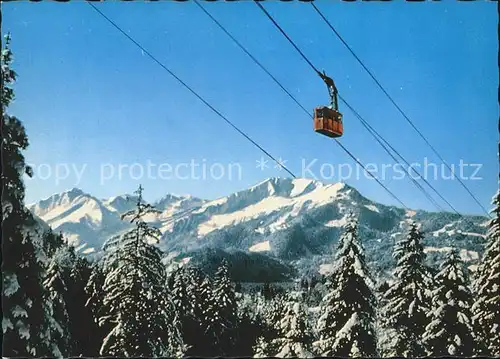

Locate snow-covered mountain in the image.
[29,178,488,280]
[28,189,204,255]
[29,188,125,254]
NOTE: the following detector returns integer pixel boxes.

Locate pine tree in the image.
[271,294,313,358]
[66,250,96,356]
[190,272,218,355]
[472,190,500,356]
[85,261,106,326]
[422,249,477,356]
[43,250,72,355]
[204,260,238,356]
[45,244,96,356]
[380,221,433,357]
[261,282,273,300]
[170,265,191,322]
[252,292,290,357]
[253,291,286,357]
[265,294,286,337]
[85,260,109,355]
[253,336,271,358]
[314,213,377,357]
[169,265,214,356]
[236,292,265,357]
[2,33,63,357]
[235,281,242,293]
[41,228,65,258]
[97,185,185,357]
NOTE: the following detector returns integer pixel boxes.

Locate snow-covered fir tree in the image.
[169,265,215,356]
[170,265,191,323]
[380,221,433,357]
[84,260,107,350]
[97,185,185,357]
[41,228,64,258]
[314,213,377,357]
[45,244,96,356]
[43,250,72,355]
[236,292,265,356]
[65,249,96,356]
[253,335,271,358]
[251,292,285,357]
[472,189,500,356]
[261,281,274,300]
[189,272,219,355]
[186,266,212,319]
[203,259,238,356]
[270,293,314,358]
[264,293,287,337]
[422,248,477,356]
[2,33,64,357]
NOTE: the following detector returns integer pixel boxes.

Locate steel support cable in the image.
[332,139,408,209]
[254,1,487,216]
[253,1,411,209]
[193,0,311,117]
[347,106,484,229]
[352,108,484,228]
[348,102,462,214]
[87,2,297,179]
[335,94,444,211]
[195,0,413,208]
[256,1,485,228]
[253,1,443,210]
[340,97,457,213]
[255,1,322,76]
[201,0,431,209]
[89,1,476,221]
[310,2,490,218]
[88,2,480,240]
[88,0,407,209]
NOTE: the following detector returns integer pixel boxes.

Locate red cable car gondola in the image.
[314,71,343,138]
[314,106,343,138]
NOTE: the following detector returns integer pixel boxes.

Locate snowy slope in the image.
[29,178,488,279]
[28,189,129,253]
[28,188,204,254]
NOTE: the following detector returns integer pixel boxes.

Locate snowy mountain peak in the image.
[29,188,132,253]
[67,187,85,196]
[154,194,205,213]
[29,177,487,277]
[154,194,183,209]
[30,187,91,214]
[245,177,348,201]
[103,194,139,214]
[156,193,181,203]
[289,178,316,197]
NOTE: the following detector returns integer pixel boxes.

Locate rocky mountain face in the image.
[29,178,488,282]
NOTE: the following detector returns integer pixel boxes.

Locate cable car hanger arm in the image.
[318,70,339,111]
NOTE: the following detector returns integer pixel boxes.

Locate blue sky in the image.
[3,1,498,215]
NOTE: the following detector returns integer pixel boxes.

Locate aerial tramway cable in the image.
[87,2,296,179]
[88,1,409,210]
[193,2,415,211]
[310,2,490,218]
[196,0,454,212]
[252,1,449,211]
[253,1,489,228]
[89,1,483,218]
[86,2,487,246]
[252,1,486,217]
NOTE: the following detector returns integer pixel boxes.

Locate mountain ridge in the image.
[29,177,488,280]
